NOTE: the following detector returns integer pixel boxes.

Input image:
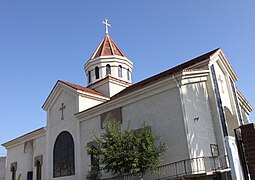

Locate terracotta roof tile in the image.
[59,80,108,98]
[89,34,126,60]
[111,48,220,100]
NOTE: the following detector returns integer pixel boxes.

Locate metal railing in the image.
[102,155,230,180]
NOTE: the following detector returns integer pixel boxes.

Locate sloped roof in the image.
[89,34,126,60]
[2,127,46,148]
[42,80,109,110]
[59,80,108,98]
[111,48,220,100]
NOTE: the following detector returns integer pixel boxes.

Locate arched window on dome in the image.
[106,64,111,76]
[95,66,100,79]
[53,131,75,178]
[118,65,122,78]
[127,69,130,81]
[88,71,91,83]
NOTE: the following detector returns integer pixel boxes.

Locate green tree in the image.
[87,121,166,180]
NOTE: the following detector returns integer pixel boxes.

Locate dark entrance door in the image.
[27,171,33,180]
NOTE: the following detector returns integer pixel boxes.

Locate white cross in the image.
[102,18,111,34]
[218,75,225,94]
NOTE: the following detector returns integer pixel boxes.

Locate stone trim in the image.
[86,141,99,155]
[24,140,33,152]
[10,162,17,171]
[133,126,151,134]
[34,155,43,166]
[100,107,122,129]
[2,127,45,148]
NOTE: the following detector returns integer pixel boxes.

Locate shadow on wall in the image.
[224,106,239,137]
[183,81,216,158]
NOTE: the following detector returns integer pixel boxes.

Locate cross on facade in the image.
[59,103,66,120]
[218,75,225,94]
[102,18,111,34]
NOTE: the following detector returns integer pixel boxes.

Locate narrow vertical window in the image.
[118,65,122,78]
[36,160,42,180]
[127,69,130,81]
[11,166,16,180]
[88,71,91,83]
[95,66,100,79]
[106,64,111,75]
[90,146,99,170]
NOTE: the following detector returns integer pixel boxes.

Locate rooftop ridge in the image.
[89,34,126,60]
[59,80,108,98]
[111,48,220,100]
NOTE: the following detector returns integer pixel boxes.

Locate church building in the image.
[2,20,253,180]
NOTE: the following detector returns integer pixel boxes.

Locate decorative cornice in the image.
[237,88,253,114]
[76,70,209,121]
[42,81,108,111]
[2,127,46,149]
[209,49,238,82]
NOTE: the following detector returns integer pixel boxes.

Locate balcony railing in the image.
[102,155,230,180]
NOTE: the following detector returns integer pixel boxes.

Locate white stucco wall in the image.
[79,115,102,179]
[45,90,78,180]
[78,95,105,112]
[121,88,189,164]
[206,67,227,156]
[33,135,46,180]
[5,133,45,180]
[213,62,239,136]
[91,82,110,97]
[79,85,189,179]
[0,157,5,180]
[182,81,216,158]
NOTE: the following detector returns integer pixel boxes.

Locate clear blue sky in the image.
[0,1,254,156]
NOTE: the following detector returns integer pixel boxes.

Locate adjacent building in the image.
[0,157,6,180]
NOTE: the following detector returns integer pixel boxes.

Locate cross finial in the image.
[102,18,111,34]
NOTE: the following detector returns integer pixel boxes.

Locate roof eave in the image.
[237,88,253,113]
[2,127,46,148]
[209,49,238,81]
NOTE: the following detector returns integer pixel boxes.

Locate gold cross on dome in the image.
[102,18,111,34]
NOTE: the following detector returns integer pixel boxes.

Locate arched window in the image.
[88,71,91,83]
[106,64,111,75]
[95,66,99,79]
[118,65,122,78]
[127,69,130,81]
[36,160,42,180]
[53,131,75,177]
